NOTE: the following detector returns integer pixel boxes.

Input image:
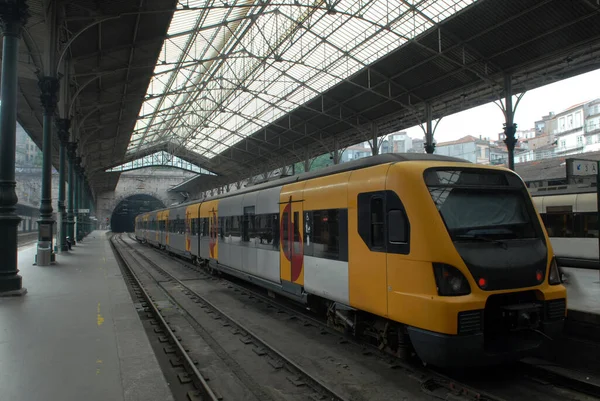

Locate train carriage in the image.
[135,154,567,367]
[531,188,598,267]
[166,205,188,258]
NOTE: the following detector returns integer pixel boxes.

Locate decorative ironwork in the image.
[106,151,215,174]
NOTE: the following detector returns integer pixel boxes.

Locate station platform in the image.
[0,231,173,401]
[563,267,600,330]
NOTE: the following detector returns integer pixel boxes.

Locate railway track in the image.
[112,234,353,401]
[126,233,600,401]
[17,232,38,248]
[110,234,221,401]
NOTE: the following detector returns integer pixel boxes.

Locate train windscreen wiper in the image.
[455,234,508,250]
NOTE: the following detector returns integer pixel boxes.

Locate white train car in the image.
[531,187,598,267]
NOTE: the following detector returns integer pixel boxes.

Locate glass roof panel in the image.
[127,0,476,158]
[106,151,215,174]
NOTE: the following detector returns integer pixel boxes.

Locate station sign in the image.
[77,209,90,213]
[567,158,599,177]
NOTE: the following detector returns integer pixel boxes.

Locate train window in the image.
[243,207,255,242]
[229,216,241,238]
[371,197,385,248]
[282,211,289,252]
[388,210,408,243]
[304,211,313,257]
[272,213,280,250]
[312,209,340,260]
[293,211,301,255]
[543,212,599,238]
[219,217,226,238]
[542,213,573,237]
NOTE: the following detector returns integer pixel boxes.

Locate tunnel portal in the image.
[110,194,165,233]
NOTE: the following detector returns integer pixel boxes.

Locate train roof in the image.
[530,185,596,197]
[148,153,470,212]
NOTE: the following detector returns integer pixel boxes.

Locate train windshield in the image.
[424,169,542,240]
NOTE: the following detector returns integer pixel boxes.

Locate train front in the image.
[406,165,567,367]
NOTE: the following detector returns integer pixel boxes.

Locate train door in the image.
[280,196,304,295]
[185,209,191,253]
[208,207,219,260]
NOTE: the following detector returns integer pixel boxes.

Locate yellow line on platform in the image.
[97,303,104,326]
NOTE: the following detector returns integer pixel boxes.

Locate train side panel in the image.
[302,172,350,305]
[218,194,244,270]
[255,186,281,283]
[147,211,160,247]
[241,191,259,276]
[346,164,391,318]
[187,202,201,258]
[168,205,187,257]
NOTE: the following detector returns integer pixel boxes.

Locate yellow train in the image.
[134,153,567,367]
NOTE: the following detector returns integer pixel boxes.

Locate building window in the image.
[567,114,573,129]
[575,111,582,128]
[559,117,565,132]
[560,140,566,149]
[577,136,583,146]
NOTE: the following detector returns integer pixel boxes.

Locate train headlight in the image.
[548,257,562,285]
[433,263,471,296]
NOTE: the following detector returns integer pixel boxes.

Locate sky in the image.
[399,68,600,144]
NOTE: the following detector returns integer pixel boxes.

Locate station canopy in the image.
[128,0,475,161]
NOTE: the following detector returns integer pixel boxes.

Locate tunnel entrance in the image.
[110,194,165,233]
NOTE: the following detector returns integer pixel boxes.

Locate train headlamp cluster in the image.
[433,263,471,296]
[548,257,562,285]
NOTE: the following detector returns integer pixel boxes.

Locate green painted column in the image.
[0,0,29,296]
[56,119,69,251]
[67,142,76,245]
[36,75,60,266]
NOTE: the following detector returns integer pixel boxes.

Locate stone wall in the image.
[95,169,195,226]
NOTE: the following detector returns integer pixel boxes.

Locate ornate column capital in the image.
[38,76,60,116]
[68,141,78,160]
[0,0,29,38]
[56,118,71,144]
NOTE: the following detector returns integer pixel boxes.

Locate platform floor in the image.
[0,231,173,401]
[563,267,600,316]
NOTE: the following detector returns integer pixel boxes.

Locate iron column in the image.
[36,76,60,265]
[0,0,29,296]
[74,160,81,241]
[424,103,436,154]
[67,142,76,245]
[56,119,69,251]
[503,74,517,171]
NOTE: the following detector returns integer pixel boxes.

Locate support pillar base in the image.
[0,274,25,294]
[0,287,27,297]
